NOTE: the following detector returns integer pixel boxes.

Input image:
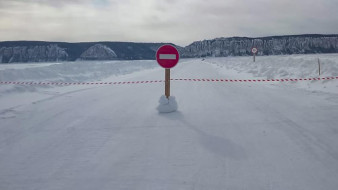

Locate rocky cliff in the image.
[0,44,68,63]
[0,41,166,63]
[79,44,117,60]
[183,34,338,57]
[1,35,338,63]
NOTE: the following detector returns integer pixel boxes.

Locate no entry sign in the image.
[156,44,180,99]
[156,45,180,69]
[251,47,258,54]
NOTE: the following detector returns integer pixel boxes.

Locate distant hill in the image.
[0,41,176,63]
[1,34,338,63]
[183,34,338,57]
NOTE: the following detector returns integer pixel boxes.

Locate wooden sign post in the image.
[252,47,258,62]
[318,58,321,76]
[165,69,170,98]
[156,45,180,99]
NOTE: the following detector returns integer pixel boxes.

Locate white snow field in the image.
[1,54,338,190]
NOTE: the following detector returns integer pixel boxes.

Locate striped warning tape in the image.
[0,77,337,86]
[0,80,165,85]
[171,76,338,82]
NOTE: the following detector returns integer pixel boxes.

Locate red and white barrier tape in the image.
[0,80,165,85]
[171,76,338,82]
[0,77,337,86]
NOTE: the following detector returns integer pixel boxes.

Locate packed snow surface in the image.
[1,54,338,190]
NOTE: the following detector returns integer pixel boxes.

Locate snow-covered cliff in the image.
[0,41,166,63]
[79,44,117,60]
[1,35,338,63]
[0,44,68,63]
[183,35,338,57]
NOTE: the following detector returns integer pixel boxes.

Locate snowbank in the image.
[207,54,338,79]
[206,54,338,94]
[157,95,178,113]
[0,60,157,82]
[0,60,158,95]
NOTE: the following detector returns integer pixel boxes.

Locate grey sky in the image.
[0,0,338,46]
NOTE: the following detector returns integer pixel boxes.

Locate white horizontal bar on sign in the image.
[159,54,176,60]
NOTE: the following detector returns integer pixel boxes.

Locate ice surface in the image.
[0,54,338,190]
[157,95,178,113]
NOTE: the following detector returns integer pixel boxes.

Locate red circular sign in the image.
[156,45,180,69]
[251,47,258,54]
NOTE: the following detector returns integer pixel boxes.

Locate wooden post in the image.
[318,58,321,76]
[251,48,257,62]
[165,69,170,98]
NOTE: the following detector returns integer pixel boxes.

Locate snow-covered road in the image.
[1,59,338,190]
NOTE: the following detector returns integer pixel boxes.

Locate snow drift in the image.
[157,95,178,113]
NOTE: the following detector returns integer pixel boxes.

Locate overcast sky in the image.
[0,0,338,46]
